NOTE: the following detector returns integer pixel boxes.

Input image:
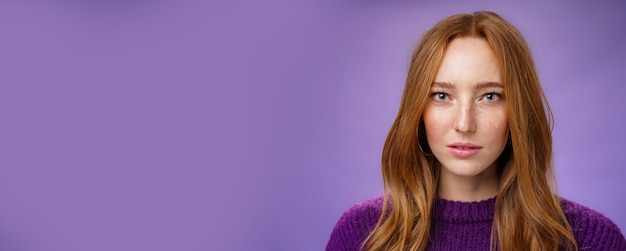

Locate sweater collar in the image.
[434,197,496,223]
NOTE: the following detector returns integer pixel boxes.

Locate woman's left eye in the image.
[482,93,501,102]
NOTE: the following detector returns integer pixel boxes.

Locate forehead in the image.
[434,37,501,85]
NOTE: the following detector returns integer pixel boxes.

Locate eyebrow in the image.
[431,82,504,89]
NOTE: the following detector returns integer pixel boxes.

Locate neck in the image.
[438,165,498,202]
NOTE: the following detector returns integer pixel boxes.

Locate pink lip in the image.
[447,142,481,158]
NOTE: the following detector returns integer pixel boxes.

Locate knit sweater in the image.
[326,196,626,250]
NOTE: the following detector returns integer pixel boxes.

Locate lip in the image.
[447,142,481,158]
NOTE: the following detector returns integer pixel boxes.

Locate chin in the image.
[440,161,494,177]
[445,169,487,177]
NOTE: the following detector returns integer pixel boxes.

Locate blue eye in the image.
[483,93,501,101]
[432,92,449,101]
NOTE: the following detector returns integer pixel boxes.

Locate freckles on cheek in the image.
[487,110,508,129]
[490,115,509,140]
[424,120,446,141]
[422,112,440,132]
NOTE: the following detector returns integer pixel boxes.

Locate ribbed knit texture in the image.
[326,197,626,251]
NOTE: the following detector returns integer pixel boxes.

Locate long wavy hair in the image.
[363,11,577,251]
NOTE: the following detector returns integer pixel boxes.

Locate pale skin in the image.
[423,37,509,202]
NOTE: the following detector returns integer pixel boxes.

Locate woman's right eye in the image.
[432,92,449,101]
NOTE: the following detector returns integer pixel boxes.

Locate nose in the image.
[454,103,476,133]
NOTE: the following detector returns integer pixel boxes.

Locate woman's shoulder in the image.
[559,197,626,250]
[326,196,385,251]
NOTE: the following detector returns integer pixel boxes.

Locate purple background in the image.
[1,1,625,250]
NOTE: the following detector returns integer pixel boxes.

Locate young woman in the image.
[326,11,626,251]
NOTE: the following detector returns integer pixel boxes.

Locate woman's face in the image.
[423,37,509,179]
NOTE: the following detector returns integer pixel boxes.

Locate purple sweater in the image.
[326,196,626,250]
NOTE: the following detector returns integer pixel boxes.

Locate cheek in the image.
[485,112,509,143]
[422,108,448,142]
